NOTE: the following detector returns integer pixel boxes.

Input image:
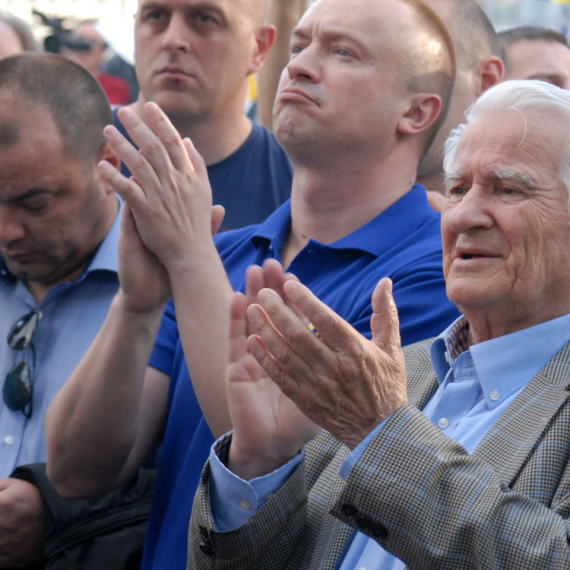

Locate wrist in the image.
[114,291,166,327]
[227,435,301,481]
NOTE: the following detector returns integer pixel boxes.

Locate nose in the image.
[285,45,320,83]
[443,186,495,235]
[161,14,191,52]
[0,206,26,246]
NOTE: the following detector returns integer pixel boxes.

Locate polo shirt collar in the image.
[250,185,433,257]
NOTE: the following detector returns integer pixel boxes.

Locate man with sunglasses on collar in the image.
[0,54,124,568]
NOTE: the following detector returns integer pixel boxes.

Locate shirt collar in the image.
[85,198,122,275]
[0,199,121,287]
[432,312,570,409]
[250,185,435,257]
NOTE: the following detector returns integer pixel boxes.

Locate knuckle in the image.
[140,137,162,157]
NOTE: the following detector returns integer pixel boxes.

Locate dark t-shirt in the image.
[113,110,293,230]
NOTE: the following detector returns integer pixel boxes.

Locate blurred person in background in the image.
[499,26,570,89]
[0,12,38,60]
[61,20,132,106]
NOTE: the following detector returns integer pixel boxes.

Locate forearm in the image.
[167,242,234,439]
[258,0,307,129]
[45,291,164,497]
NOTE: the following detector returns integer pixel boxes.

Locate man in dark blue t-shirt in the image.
[46,1,459,568]
[111,0,292,230]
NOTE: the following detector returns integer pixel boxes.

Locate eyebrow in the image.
[444,168,463,191]
[493,169,537,191]
[290,26,369,56]
[1,188,54,205]
[444,168,537,190]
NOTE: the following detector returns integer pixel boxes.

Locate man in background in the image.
[499,26,570,89]
[118,0,292,229]
[61,20,132,106]
[0,12,38,60]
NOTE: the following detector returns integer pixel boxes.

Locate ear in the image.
[397,94,442,136]
[93,142,121,195]
[474,55,504,97]
[247,25,277,76]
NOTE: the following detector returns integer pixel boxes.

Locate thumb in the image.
[370,278,402,358]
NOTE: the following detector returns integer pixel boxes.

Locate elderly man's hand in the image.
[226,291,320,481]
[247,278,408,450]
[0,478,45,568]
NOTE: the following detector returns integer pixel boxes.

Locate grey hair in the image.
[443,79,570,211]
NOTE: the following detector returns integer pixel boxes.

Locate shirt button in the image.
[4,436,14,445]
[359,567,367,570]
[239,500,250,511]
[490,390,500,401]
[438,418,449,429]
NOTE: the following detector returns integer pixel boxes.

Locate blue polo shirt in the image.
[113,110,293,230]
[141,185,460,569]
[0,205,121,477]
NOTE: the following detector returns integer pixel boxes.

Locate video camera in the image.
[32,9,92,54]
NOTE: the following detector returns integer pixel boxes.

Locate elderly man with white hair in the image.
[188,79,570,569]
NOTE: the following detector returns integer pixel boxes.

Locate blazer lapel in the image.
[473,342,570,484]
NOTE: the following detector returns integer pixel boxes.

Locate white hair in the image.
[443,79,570,211]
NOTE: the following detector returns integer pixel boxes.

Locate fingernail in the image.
[247,305,260,322]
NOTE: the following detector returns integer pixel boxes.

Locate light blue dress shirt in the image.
[209,312,570,570]
[0,203,121,478]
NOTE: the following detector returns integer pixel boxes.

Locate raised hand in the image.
[226,292,320,481]
[246,278,408,450]
[98,102,216,273]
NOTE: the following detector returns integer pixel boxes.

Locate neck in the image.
[465,305,570,346]
[130,90,253,166]
[281,155,417,268]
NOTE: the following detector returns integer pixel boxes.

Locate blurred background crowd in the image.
[1,0,570,110]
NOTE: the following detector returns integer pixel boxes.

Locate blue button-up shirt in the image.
[209,312,570,570]
[0,206,121,477]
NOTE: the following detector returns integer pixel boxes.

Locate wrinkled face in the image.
[442,109,570,331]
[0,102,111,286]
[272,0,413,162]
[134,0,258,120]
[0,21,24,60]
[505,40,570,90]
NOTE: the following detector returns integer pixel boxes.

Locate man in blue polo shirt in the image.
[114,0,292,230]
[46,0,460,568]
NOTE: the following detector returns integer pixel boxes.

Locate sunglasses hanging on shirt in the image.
[4,310,42,418]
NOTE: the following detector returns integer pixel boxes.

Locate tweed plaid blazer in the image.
[188,339,570,569]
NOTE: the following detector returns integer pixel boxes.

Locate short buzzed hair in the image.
[0,53,112,165]
[499,26,568,49]
[398,0,456,157]
[434,0,502,68]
